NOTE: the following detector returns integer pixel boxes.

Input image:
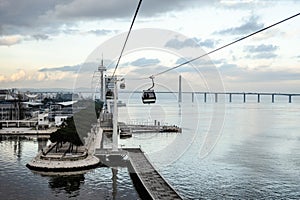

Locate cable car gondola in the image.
[142,77,156,104]
[142,89,156,104]
[106,89,114,100]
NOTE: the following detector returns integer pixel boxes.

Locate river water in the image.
[1,93,300,199]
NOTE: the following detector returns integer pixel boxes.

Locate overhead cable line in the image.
[149,12,300,78]
[112,0,143,77]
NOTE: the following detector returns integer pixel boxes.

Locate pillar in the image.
[178,75,182,103]
[204,93,207,103]
[289,95,292,103]
[229,93,232,103]
[257,94,260,103]
[192,92,194,103]
[243,93,246,103]
[215,93,218,103]
[272,94,275,103]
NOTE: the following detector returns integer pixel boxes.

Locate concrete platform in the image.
[26,124,102,172]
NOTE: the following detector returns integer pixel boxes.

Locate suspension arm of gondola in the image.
[147,76,155,90]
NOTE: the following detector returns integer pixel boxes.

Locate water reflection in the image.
[48,173,85,197]
[111,168,118,200]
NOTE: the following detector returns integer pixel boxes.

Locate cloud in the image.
[215,15,264,35]
[128,57,160,67]
[0,74,7,82]
[0,35,22,46]
[87,29,118,36]
[0,69,27,82]
[165,37,216,49]
[165,37,199,49]
[244,44,278,53]
[219,63,300,82]
[31,34,49,40]
[39,65,80,73]
[38,62,98,73]
[250,52,277,59]
[0,0,220,37]
[49,0,215,20]
[10,70,26,82]
[0,0,66,33]
[244,44,279,59]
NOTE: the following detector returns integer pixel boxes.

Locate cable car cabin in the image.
[142,90,156,104]
[106,90,114,100]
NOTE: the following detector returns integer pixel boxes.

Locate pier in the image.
[95,148,182,200]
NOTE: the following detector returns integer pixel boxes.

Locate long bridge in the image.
[182,92,300,103]
[120,91,300,103]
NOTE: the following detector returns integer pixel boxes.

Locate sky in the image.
[0,0,300,93]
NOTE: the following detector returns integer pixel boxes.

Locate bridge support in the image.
[178,75,182,103]
[257,94,260,103]
[229,93,232,103]
[289,95,292,103]
[272,94,275,103]
[204,93,207,103]
[192,92,194,103]
[215,93,218,103]
[243,93,246,103]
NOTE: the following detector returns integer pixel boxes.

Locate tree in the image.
[49,100,103,154]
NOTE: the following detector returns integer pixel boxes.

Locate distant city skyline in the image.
[0,0,300,93]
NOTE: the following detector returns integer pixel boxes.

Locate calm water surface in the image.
[1,93,300,199]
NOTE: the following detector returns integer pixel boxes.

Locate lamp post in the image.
[112,78,118,152]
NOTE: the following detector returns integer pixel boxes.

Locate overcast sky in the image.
[0,0,300,92]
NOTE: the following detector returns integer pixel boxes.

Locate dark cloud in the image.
[250,52,277,59]
[244,44,279,59]
[199,39,216,48]
[39,65,80,73]
[31,34,49,41]
[165,37,216,49]
[0,0,215,37]
[215,15,264,35]
[38,62,98,73]
[244,44,278,53]
[0,0,71,34]
[124,57,161,67]
[50,0,217,19]
[165,38,200,49]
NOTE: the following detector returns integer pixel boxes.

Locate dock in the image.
[95,148,182,200]
[119,121,182,134]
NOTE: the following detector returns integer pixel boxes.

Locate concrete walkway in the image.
[126,148,182,200]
